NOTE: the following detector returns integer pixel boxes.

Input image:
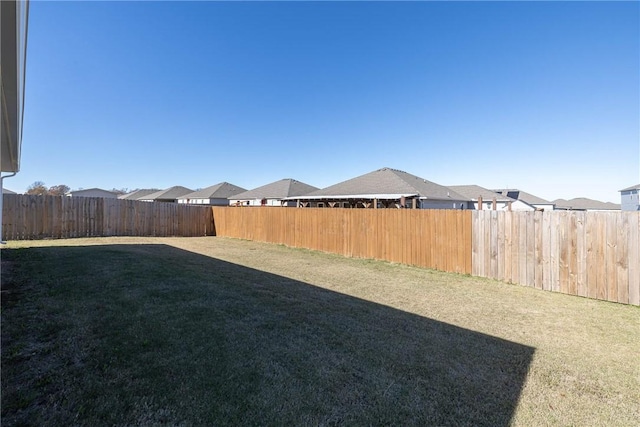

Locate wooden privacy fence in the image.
[211,207,472,274]
[211,207,640,306]
[472,210,640,306]
[4,195,638,306]
[2,194,214,239]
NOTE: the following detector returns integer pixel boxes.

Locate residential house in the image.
[553,198,621,212]
[619,184,640,211]
[138,186,194,203]
[178,182,247,206]
[230,179,318,207]
[118,189,160,200]
[447,185,534,211]
[289,167,469,209]
[492,189,555,211]
[66,188,119,198]
[2,188,16,194]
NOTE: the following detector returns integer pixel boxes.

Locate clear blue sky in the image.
[11,1,639,203]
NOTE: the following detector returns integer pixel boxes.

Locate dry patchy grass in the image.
[1,236,639,426]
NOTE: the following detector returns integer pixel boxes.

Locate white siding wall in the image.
[179,198,232,206]
[229,199,292,207]
[419,200,469,210]
[621,190,640,211]
[470,200,534,211]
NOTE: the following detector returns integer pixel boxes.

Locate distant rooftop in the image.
[447,185,515,202]
[619,184,640,192]
[492,189,552,206]
[231,179,318,200]
[118,189,160,200]
[553,198,621,211]
[178,182,247,200]
[299,167,468,201]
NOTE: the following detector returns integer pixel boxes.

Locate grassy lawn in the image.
[1,237,638,426]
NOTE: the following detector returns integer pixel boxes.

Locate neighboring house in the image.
[553,198,621,212]
[138,186,194,203]
[289,167,469,209]
[230,179,319,207]
[178,182,247,206]
[619,184,640,211]
[118,189,160,200]
[2,188,16,194]
[66,188,119,198]
[492,189,555,211]
[447,185,534,211]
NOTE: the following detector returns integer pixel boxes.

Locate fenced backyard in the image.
[2,194,639,305]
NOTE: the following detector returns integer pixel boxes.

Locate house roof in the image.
[620,184,640,192]
[492,189,552,205]
[118,189,161,200]
[67,188,119,196]
[231,179,319,200]
[178,182,247,200]
[2,188,16,194]
[447,185,515,202]
[296,167,469,201]
[140,186,194,201]
[553,198,621,211]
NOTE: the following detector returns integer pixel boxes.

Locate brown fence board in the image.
[2,194,213,240]
[628,213,640,306]
[471,210,639,306]
[211,207,473,275]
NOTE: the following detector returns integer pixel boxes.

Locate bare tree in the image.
[26,181,48,195]
[48,184,70,196]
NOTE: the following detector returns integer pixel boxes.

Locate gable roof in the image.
[298,167,468,201]
[140,186,194,201]
[2,188,16,194]
[67,188,119,196]
[178,182,247,200]
[231,179,318,200]
[620,184,640,192]
[447,185,515,202]
[118,189,160,200]
[553,198,621,211]
[492,189,552,205]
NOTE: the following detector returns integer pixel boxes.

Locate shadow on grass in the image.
[1,244,534,426]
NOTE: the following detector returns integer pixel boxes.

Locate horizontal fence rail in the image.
[472,211,640,306]
[211,207,473,275]
[2,194,214,239]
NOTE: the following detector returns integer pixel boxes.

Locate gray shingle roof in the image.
[118,189,160,200]
[447,185,515,202]
[553,198,621,211]
[620,184,640,192]
[231,179,318,200]
[302,167,469,201]
[67,188,119,196]
[140,186,194,201]
[178,182,247,200]
[2,188,16,194]
[492,189,552,205]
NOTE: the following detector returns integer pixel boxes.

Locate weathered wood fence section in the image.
[472,211,640,306]
[211,207,472,274]
[2,194,214,239]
